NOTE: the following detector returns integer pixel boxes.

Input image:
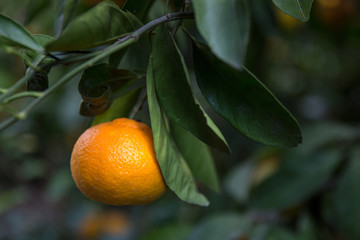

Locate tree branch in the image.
[0,11,195,131]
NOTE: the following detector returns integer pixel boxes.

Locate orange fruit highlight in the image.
[70,118,166,205]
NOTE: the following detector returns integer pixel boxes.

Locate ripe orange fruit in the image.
[81,0,127,8]
[70,118,166,205]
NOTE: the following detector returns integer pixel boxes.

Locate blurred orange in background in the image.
[315,0,358,29]
[77,209,132,240]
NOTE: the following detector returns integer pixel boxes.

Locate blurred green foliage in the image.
[1,0,360,239]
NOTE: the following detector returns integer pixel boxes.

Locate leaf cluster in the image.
[0,0,312,206]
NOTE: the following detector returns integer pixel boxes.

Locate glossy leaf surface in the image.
[193,43,302,147]
[0,14,43,52]
[272,0,313,22]
[151,26,228,152]
[147,57,209,206]
[46,1,142,51]
[192,0,250,70]
[170,122,220,192]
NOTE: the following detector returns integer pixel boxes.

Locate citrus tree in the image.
[1,0,360,239]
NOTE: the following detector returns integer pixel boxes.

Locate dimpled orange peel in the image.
[70,118,167,205]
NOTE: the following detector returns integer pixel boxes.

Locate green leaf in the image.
[46,1,142,51]
[181,20,206,44]
[250,1,278,36]
[250,122,354,210]
[170,122,220,192]
[296,122,356,153]
[139,223,192,240]
[92,88,141,126]
[78,63,138,117]
[147,57,209,206]
[264,215,318,240]
[272,0,313,22]
[61,0,80,31]
[333,146,360,239]
[266,227,297,240]
[33,34,54,46]
[247,223,270,240]
[297,213,318,240]
[224,161,255,204]
[193,43,302,147]
[188,213,250,240]
[202,112,229,151]
[123,0,153,20]
[192,0,250,70]
[0,13,43,52]
[151,25,228,152]
[251,149,342,210]
[24,0,51,25]
[110,35,150,70]
[24,35,54,66]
